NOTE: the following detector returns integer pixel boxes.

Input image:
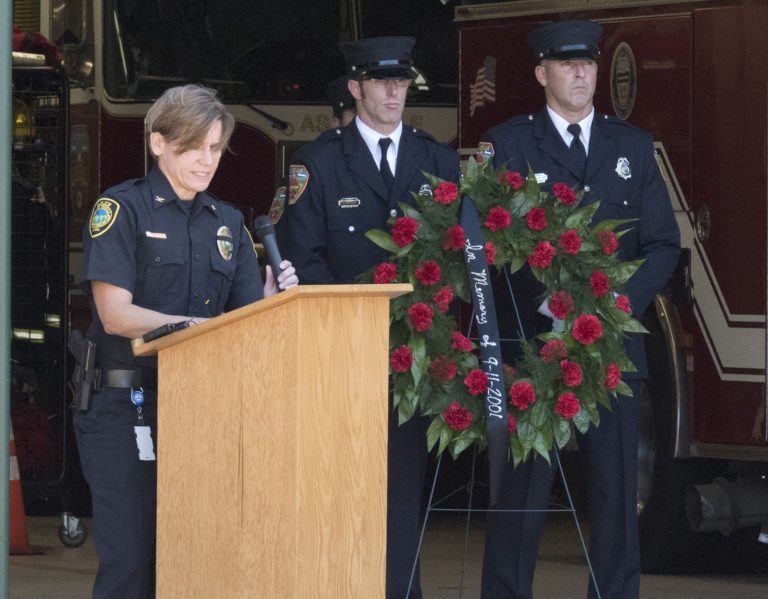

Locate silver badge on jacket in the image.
[615,157,632,180]
[217,226,234,261]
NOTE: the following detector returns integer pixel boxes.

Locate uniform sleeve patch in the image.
[287,165,309,205]
[89,198,121,238]
[269,186,287,223]
[476,142,495,166]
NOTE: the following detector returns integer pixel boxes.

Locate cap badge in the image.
[216,226,234,261]
[268,187,286,223]
[615,157,632,180]
[288,165,309,204]
[89,198,120,238]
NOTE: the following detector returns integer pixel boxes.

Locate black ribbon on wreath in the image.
[459,195,508,506]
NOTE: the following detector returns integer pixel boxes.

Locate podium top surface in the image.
[131,283,411,357]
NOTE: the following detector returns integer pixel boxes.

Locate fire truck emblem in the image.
[89,198,120,238]
[476,141,494,165]
[287,165,309,204]
[216,226,234,261]
[615,157,632,180]
[610,43,637,120]
[269,186,286,223]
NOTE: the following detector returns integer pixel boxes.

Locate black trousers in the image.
[387,407,429,599]
[74,388,157,599]
[482,382,642,599]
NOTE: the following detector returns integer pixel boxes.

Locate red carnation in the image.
[508,414,518,433]
[548,290,574,320]
[572,314,603,345]
[408,302,435,332]
[528,241,557,268]
[373,262,397,284]
[464,369,489,396]
[525,207,548,231]
[390,345,413,373]
[429,356,458,382]
[597,230,619,255]
[391,217,419,247]
[590,271,611,298]
[485,206,512,232]
[415,260,441,286]
[451,331,473,352]
[604,363,621,390]
[509,380,536,411]
[501,171,524,190]
[540,339,567,363]
[434,181,459,205]
[615,294,631,314]
[502,364,517,379]
[560,360,583,387]
[553,182,578,205]
[558,229,582,255]
[555,392,581,420]
[443,402,474,431]
[433,286,453,314]
[443,224,466,251]
[484,241,497,265]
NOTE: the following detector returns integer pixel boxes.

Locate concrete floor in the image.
[9,513,768,598]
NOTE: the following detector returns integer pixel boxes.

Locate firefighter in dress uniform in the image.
[478,21,680,599]
[276,37,460,598]
[74,84,297,599]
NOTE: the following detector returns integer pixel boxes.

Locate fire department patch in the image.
[476,141,494,166]
[89,198,120,238]
[287,165,309,204]
[216,226,234,261]
[269,186,287,223]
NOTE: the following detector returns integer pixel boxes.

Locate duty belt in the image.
[100,368,157,391]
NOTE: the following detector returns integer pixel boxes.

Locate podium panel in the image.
[133,285,411,598]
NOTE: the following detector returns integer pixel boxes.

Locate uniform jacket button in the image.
[348,225,355,232]
[390,209,397,217]
[584,185,591,192]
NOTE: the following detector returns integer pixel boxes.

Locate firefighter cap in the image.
[528,20,603,62]
[324,76,355,116]
[339,36,416,80]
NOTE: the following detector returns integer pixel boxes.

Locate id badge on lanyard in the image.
[131,387,156,461]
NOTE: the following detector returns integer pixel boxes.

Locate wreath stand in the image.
[405,268,604,599]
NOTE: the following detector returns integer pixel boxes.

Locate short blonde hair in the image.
[144,84,235,159]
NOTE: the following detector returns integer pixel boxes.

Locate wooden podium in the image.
[132,284,411,599]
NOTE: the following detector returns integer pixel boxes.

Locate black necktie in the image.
[378,138,394,195]
[567,123,587,176]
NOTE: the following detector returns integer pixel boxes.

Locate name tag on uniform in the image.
[338,197,361,208]
[145,231,167,239]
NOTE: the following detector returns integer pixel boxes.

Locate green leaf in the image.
[564,202,600,229]
[553,418,572,449]
[366,229,399,253]
[426,417,446,452]
[620,318,649,334]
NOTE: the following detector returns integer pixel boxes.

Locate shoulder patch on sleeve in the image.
[287,165,309,205]
[89,197,121,238]
[476,141,495,165]
[269,186,287,223]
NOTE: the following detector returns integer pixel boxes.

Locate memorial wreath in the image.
[365,157,646,466]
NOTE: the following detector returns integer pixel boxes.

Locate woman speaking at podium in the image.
[74,84,297,599]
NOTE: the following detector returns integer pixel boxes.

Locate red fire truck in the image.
[10,0,456,523]
[456,0,768,572]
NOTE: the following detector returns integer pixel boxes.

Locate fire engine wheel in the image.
[636,309,725,574]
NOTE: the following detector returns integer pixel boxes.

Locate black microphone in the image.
[252,215,284,288]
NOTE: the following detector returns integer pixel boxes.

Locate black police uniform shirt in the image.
[480,108,680,378]
[82,165,263,370]
[276,121,460,283]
